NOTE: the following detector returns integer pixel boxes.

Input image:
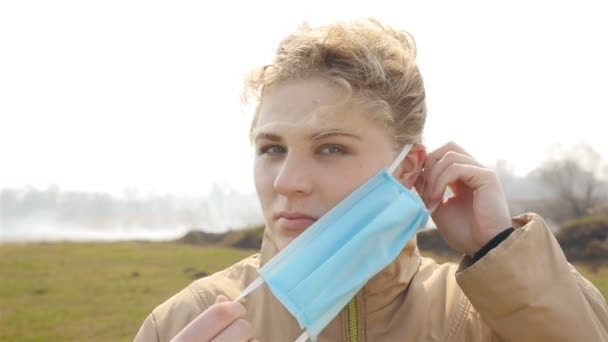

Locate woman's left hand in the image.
[414,142,512,257]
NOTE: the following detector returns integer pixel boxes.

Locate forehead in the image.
[255,77,376,135]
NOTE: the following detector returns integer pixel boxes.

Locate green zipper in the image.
[347,297,358,342]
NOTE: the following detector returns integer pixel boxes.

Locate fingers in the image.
[431,163,494,202]
[424,151,483,200]
[210,318,254,342]
[415,142,501,216]
[171,295,247,342]
[423,141,473,180]
[210,295,254,341]
[419,143,466,197]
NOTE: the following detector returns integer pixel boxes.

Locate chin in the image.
[276,235,297,251]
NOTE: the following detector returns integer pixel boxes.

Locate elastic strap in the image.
[388,144,414,174]
[234,276,264,302]
[295,331,309,342]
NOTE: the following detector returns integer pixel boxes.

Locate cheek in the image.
[317,162,386,215]
[326,162,371,201]
[253,161,276,208]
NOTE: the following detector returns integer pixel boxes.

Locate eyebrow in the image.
[254,129,362,143]
[307,130,362,142]
[254,132,283,143]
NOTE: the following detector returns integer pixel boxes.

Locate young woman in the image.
[135,18,608,342]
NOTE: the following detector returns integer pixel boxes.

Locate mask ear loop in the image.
[238,279,311,342]
[234,276,264,302]
[388,143,442,215]
[429,201,441,215]
[295,331,310,342]
[388,144,413,174]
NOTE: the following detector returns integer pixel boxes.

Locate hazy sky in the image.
[1,0,606,197]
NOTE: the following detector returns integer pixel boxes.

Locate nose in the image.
[273,153,313,196]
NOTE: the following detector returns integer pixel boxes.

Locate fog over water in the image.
[0,185,264,243]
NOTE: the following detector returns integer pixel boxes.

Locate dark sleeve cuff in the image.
[471,227,515,264]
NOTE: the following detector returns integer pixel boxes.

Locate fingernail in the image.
[215,295,228,304]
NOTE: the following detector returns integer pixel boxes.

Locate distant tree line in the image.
[0,185,262,233]
[1,144,606,234]
[498,143,608,228]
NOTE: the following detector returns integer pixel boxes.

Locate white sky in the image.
[1,0,606,197]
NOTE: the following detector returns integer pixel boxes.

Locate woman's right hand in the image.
[171,295,257,342]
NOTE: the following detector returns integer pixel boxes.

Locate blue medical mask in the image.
[236,144,430,342]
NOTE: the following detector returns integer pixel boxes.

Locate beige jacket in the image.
[134,213,608,341]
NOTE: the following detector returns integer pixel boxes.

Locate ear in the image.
[395,144,426,189]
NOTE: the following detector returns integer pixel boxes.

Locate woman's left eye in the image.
[318,144,347,155]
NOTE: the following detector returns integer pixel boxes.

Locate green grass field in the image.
[0,242,256,342]
[0,242,606,341]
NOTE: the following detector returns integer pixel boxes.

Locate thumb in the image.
[214,294,229,304]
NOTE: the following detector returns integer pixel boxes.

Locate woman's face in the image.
[253,77,404,250]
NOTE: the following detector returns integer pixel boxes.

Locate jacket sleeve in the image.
[455,213,608,342]
[133,284,210,342]
[134,313,160,342]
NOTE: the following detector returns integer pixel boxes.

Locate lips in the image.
[274,212,318,233]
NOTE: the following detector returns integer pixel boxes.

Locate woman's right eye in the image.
[257,145,286,156]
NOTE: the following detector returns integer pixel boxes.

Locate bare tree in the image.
[533,143,608,222]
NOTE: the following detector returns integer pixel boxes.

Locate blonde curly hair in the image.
[244,18,427,148]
